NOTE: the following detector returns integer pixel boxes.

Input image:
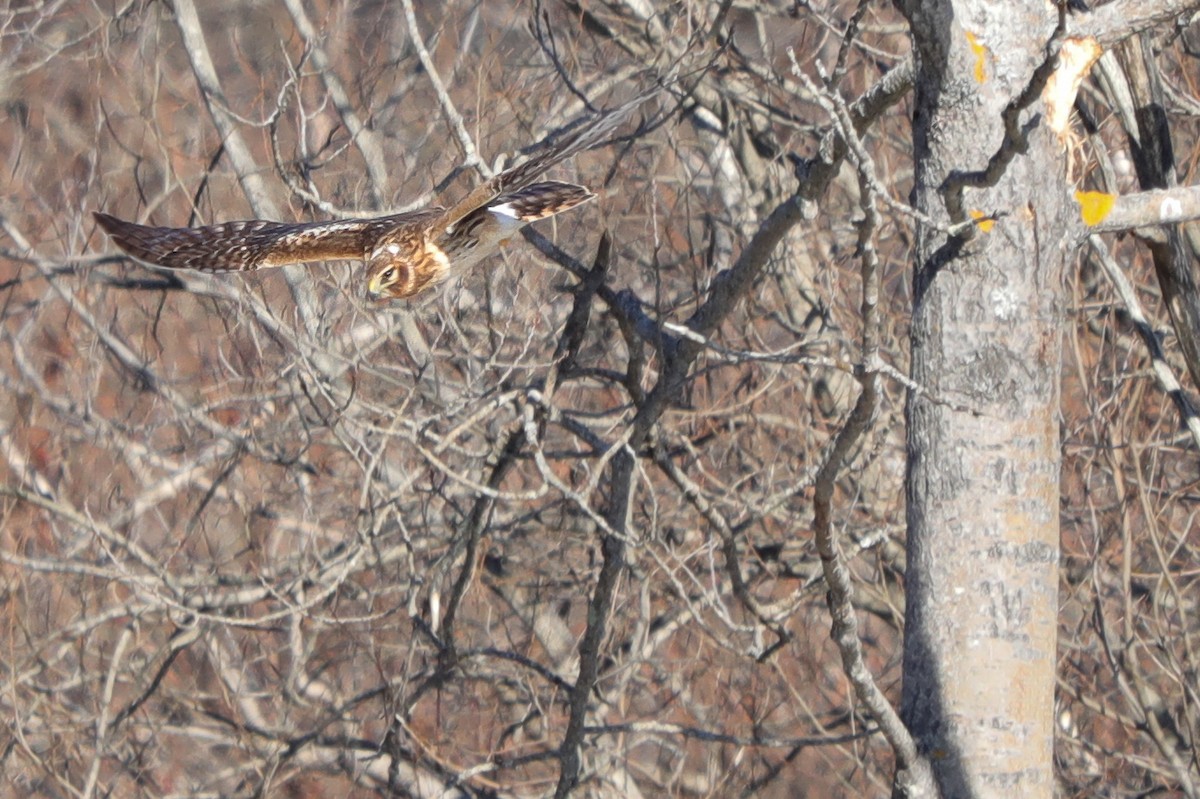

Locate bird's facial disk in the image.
[365,242,411,300]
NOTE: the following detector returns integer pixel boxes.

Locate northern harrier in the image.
[95,93,653,300]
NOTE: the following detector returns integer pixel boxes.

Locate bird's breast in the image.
[395,241,452,298]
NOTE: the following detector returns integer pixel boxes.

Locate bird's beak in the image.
[365,274,385,301]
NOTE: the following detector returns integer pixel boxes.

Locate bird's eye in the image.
[381,267,395,283]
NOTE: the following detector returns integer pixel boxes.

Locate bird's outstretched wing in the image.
[95,87,662,280]
[435,89,659,235]
[93,210,436,272]
[438,181,595,264]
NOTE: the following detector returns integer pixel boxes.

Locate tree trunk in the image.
[900,3,1071,796]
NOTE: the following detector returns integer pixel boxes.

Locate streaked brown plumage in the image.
[94,93,653,300]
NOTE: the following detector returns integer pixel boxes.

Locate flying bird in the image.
[94,92,653,300]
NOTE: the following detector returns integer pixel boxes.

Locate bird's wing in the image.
[93,210,437,272]
[434,89,658,235]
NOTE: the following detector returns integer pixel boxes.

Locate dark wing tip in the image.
[93,211,123,234]
[91,211,179,267]
[92,211,149,256]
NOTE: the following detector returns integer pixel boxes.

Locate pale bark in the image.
[899,2,1071,795]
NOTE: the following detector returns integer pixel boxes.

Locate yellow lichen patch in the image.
[970,209,995,233]
[1075,191,1116,226]
[966,31,988,83]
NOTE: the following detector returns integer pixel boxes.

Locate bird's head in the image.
[365,233,446,300]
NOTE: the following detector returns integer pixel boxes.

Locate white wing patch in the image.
[486,203,526,238]
[488,202,522,221]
